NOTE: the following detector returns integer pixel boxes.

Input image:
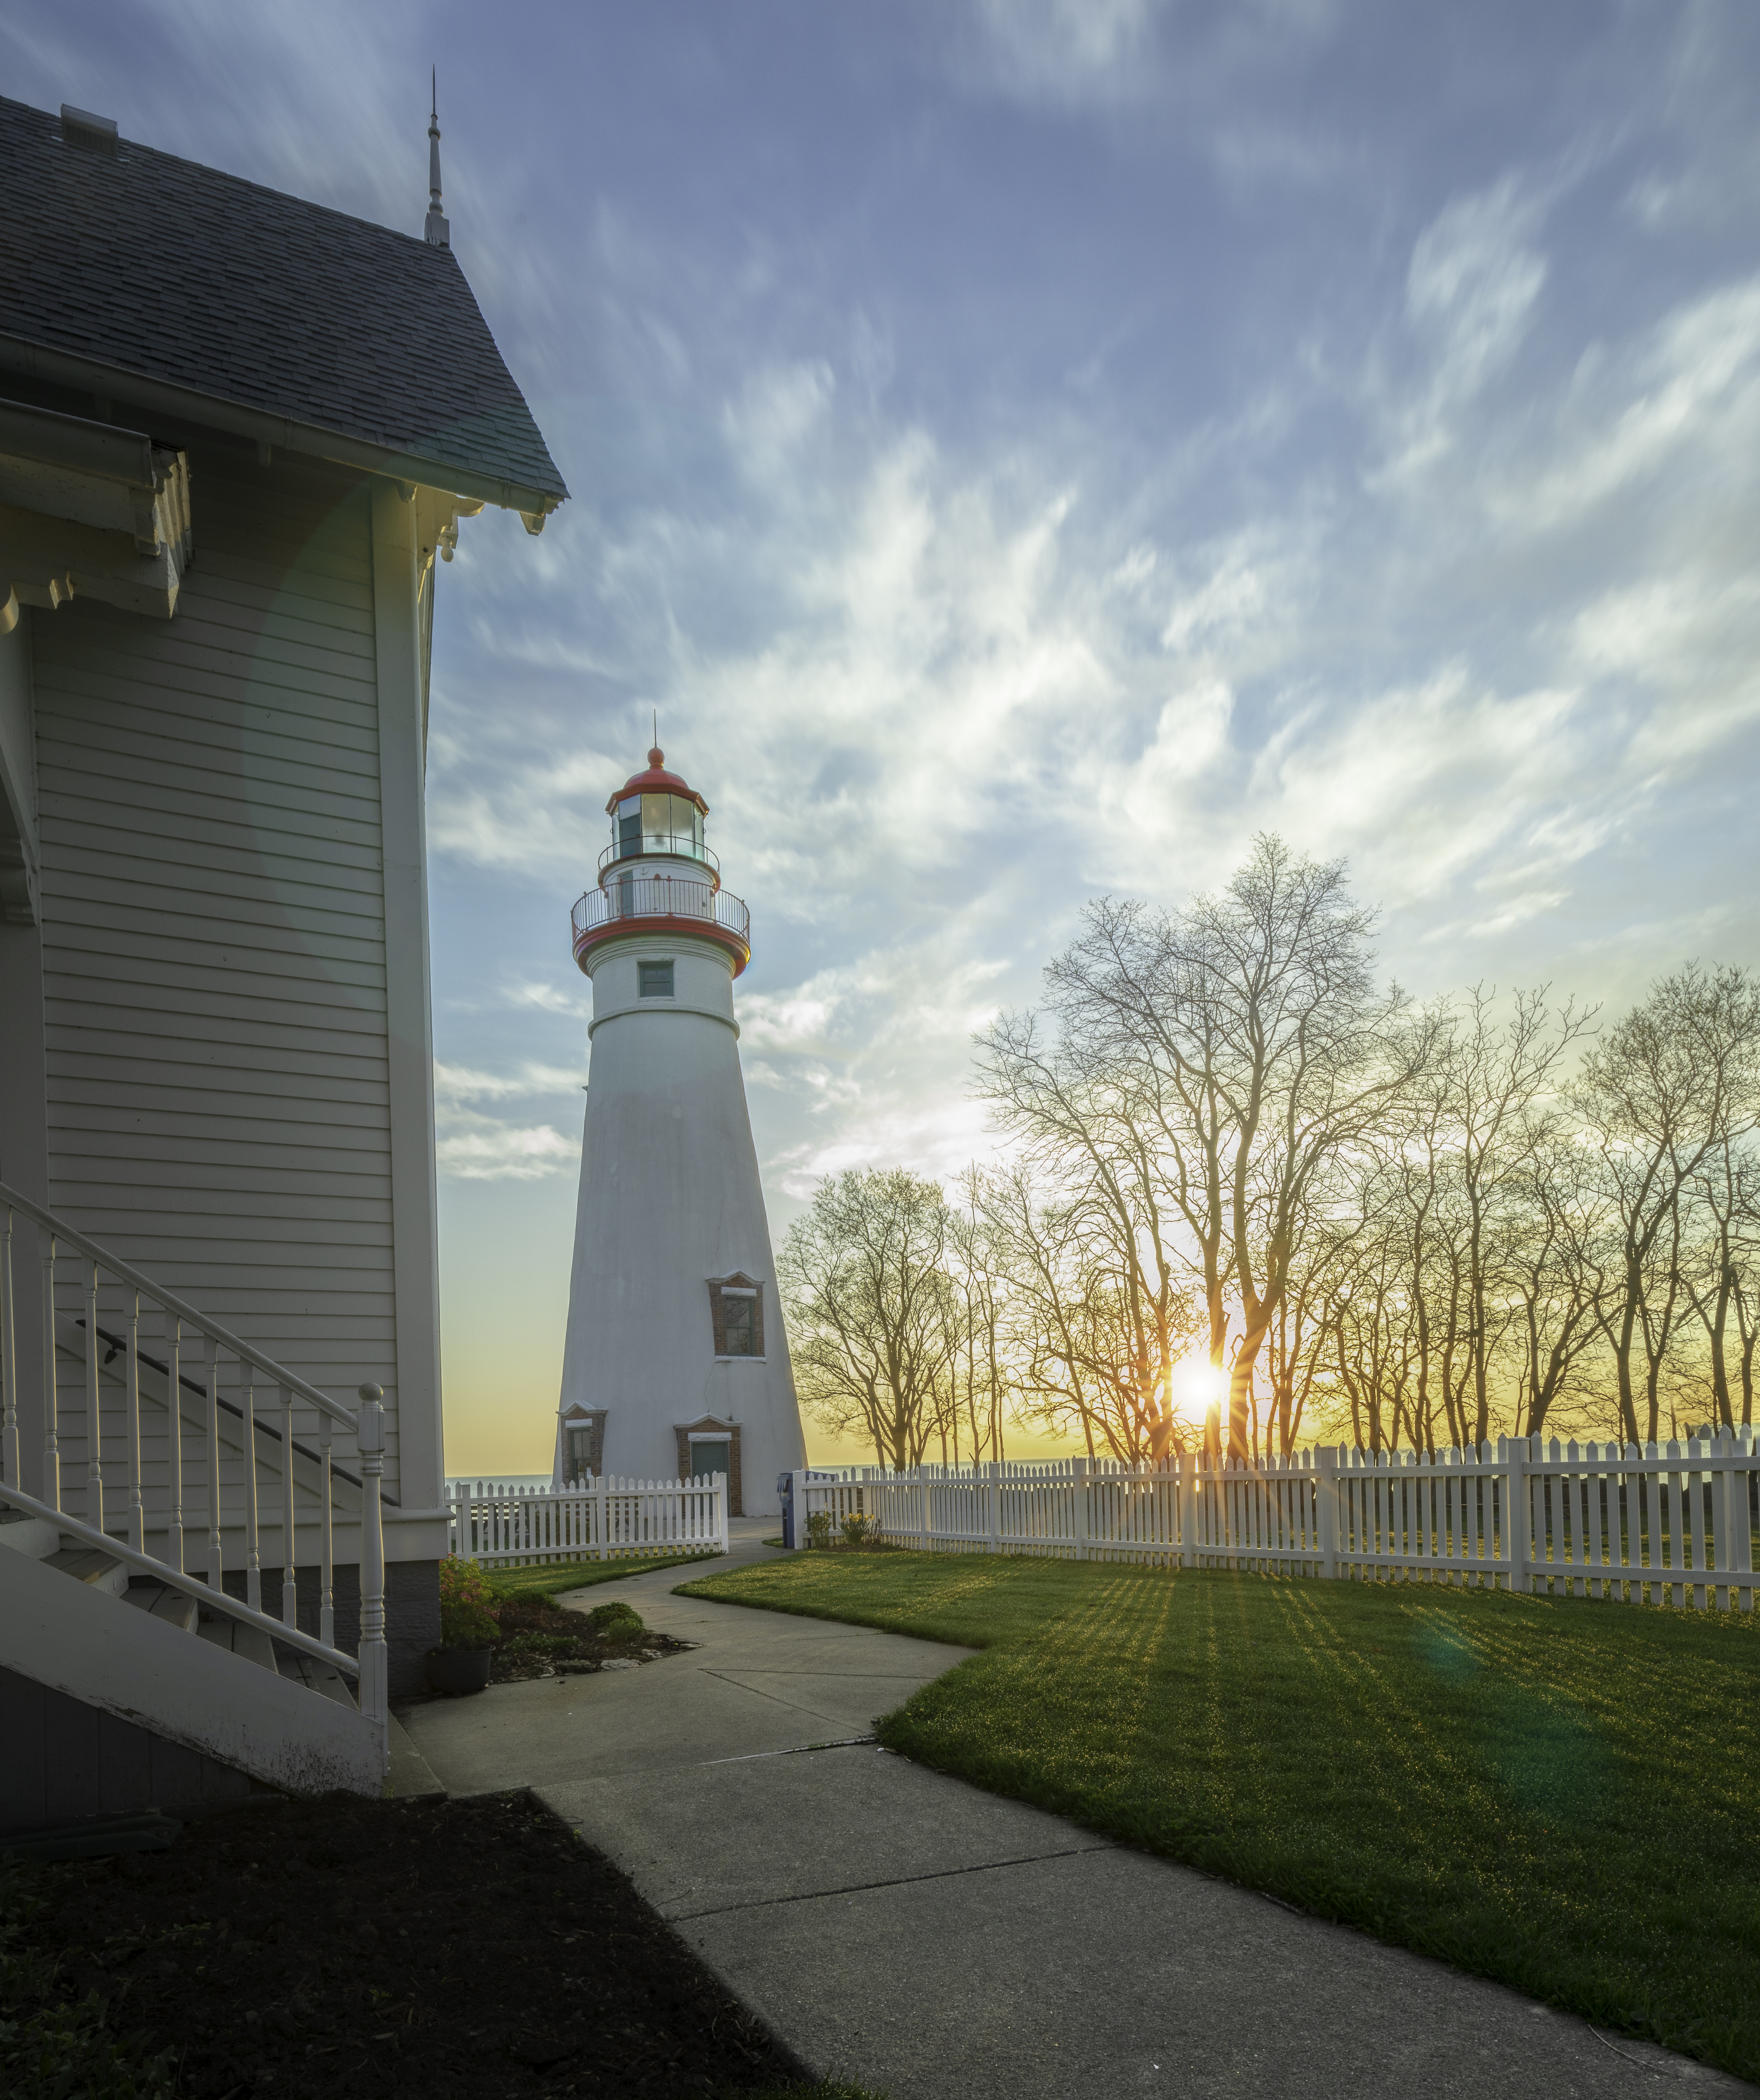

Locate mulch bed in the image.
[485,1595,696,1686]
[17,1791,810,2097]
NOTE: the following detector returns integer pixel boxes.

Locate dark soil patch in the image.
[488,1596,695,1686]
[18,1790,808,2097]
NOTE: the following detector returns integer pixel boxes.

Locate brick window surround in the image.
[558,1407,606,1481]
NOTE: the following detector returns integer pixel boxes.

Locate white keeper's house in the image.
[0,94,564,1835]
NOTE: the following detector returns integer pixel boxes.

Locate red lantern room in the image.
[570,747,751,976]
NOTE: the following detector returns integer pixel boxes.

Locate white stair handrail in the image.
[0,1182,393,1777]
[0,1475,359,1677]
[0,1177,357,1429]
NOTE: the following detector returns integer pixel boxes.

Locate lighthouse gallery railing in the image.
[572,875,749,946]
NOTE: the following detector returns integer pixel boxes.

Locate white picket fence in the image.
[447,1474,729,1569]
[791,1428,1760,1611]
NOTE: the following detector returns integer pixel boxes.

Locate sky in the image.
[7,2,1759,1472]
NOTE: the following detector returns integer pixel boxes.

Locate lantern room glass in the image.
[616,792,706,863]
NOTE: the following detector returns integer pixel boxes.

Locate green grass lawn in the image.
[483,1550,722,1602]
[678,1552,1760,2083]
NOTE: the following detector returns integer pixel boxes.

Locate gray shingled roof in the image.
[0,96,567,508]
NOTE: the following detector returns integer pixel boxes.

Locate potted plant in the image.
[426,1555,500,1694]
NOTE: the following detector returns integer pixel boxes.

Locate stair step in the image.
[123,1578,199,1633]
[46,1546,130,1599]
[277,1650,358,1707]
[195,1609,277,1673]
[0,1509,63,1560]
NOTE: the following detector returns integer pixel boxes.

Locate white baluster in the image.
[242,1367,261,1612]
[280,1385,299,1628]
[319,1414,335,1649]
[165,1314,184,1570]
[204,1339,223,1590]
[124,1288,143,1553]
[1,1205,17,1488]
[41,1231,60,1512]
[84,1260,104,1537]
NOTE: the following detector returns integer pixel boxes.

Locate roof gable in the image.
[0,98,567,513]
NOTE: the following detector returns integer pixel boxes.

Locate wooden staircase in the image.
[0,1179,394,1836]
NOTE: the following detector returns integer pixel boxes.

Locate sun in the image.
[1167,1354,1229,1427]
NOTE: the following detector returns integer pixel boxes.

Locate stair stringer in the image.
[0,1547,379,1799]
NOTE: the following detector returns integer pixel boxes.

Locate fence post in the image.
[717,1470,730,1555]
[1726,1433,1754,1612]
[354,1384,389,1781]
[1073,1456,1090,1561]
[920,1468,931,1555]
[1501,1436,1531,1592]
[791,1468,808,1551]
[1315,1444,1339,1579]
[987,1459,999,1556]
[1178,1449,1197,1570]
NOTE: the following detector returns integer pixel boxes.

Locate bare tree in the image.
[1506,1131,1606,1439]
[974,1005,1195,1459]
[983,837,1434,1461]
[778,1168,962,1471]
[1573,965,1760,1445]
[1184,839,1436,1455]
[976,1162,1199,1463]
[948,1165,1009,1464]
[1438,986,1596,1444]
[1681,1123,1760,1430]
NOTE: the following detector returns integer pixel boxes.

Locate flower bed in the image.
[488,1595,695,1684]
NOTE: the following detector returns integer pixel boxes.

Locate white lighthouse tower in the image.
[552,746,807,1515]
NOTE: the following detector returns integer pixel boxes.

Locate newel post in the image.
[1315,1444,1339,1579]
[355,1383,389,1778]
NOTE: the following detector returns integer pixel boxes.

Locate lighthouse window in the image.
[722,1295,754,1354]
[710,1279,763,1357]
[639,960,674,999]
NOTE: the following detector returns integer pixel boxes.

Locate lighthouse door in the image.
[690,1438,729,1480]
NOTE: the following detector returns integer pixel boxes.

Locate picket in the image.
[447,1473,729,1568]
[790,1428,1760,1610]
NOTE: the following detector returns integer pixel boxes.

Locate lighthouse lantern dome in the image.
[605,746,710,868]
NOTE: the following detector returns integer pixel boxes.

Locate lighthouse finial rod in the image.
[424,69,450,248]
[649,709,663,768]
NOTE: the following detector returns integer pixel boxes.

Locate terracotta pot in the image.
[426,1646,493,1696]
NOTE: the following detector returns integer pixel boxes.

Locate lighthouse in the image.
[552,746,807,1515]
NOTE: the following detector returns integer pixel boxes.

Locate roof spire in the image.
[424,70,450,248]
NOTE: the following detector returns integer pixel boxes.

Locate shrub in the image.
[436,1556,501,1651]
[839,1513,874,1550]
[805,1510,833,1549]
[586,1601,644,1638]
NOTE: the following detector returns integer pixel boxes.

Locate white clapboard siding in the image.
[31,448,406,1496]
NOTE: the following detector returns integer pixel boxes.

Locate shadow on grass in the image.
[678,1553,1760,2086]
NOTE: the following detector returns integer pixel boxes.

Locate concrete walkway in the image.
[401,1525,1747,2098]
